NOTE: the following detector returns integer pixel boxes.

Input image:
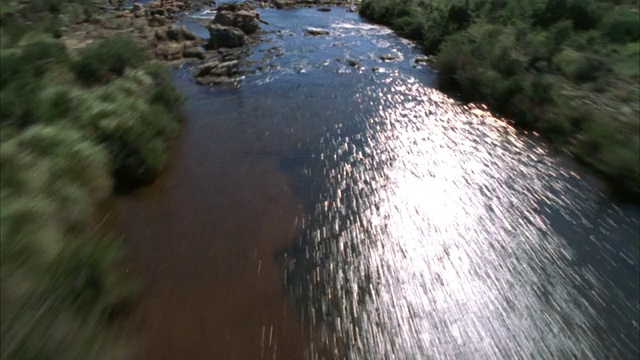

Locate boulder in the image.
[148,14,167,27]
[206,24,246,49]
[183,46,205,59]
[154,29,169,42]
[318,7,331,12]
[234,10,260,34]
[166,25,199,41]
[347,5,358,12]
[213,10,260,35]
[304,27,329,36]
[217,2,256,12]
[149,9,166,17]
[195,76,236,85]
[213,10,235,26]
[132,3,144,12]
[414,56,434,65]
[219,47,246,61]
[379,53,399,61]
[196,60,240,77]
[155,43,184,60]
[347,59,363,67]
[273,0,292,9]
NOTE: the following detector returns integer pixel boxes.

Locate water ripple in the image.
[292,78,639,359]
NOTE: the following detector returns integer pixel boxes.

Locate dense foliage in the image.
[360,0,640,199]
[0,1,184,358]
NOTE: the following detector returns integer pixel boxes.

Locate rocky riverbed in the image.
[61,0,361,88]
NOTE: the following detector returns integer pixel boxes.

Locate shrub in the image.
[392,15,426,40]
[16,35,70,76]
[0,50,22,89]
[553,48,604,82]
[33,85,76,123]
[142,62,185,113]
[611,42,640,80]
[61,71,180,188]
[1,232,136,359]
[599,6,640,43]
[73,35,149,85]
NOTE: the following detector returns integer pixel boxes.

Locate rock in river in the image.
[196,60,240,77]
[183,46,205,59]
[414,56,434,65]
[207,24,246,49]
[305,27,330,36]
[213,10,260,35]
[347,59,363,68]
[195,60,242,85]
[380,53,399,61]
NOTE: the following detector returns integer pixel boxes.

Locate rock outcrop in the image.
[153,25,204,60]
[165,25,199,41]
[206,24,247,49]
[213,10,260,35]
[195,60,243,85]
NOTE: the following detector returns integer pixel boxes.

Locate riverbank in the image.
[0,1,191,357]
[358,0,639,201]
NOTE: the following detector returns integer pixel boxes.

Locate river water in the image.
[115,5,640,360]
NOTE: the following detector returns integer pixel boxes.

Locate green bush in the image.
[73,35,149,85]
[553,48,604,82]
[611,42,640,79]
[142,62,186,113]
[392,15,426,40]
[572,117,640,197]
[16,35,70,77]
[58,70,180,188]
[599,6,640,43]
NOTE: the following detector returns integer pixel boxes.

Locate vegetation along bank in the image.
[359,0,640,200]
[0,0,186,358]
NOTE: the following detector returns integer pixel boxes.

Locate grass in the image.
[1,1,185,357]
[360,0,640,200]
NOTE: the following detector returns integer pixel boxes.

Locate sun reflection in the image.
[302,78,619,359]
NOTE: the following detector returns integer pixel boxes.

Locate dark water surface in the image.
[116,6,640,360]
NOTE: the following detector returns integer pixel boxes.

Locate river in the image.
[114,5,640,360]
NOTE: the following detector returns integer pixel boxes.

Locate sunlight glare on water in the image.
[293,74,637,359]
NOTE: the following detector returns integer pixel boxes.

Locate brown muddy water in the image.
[114,76,330,358]
[114,5,639,360]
